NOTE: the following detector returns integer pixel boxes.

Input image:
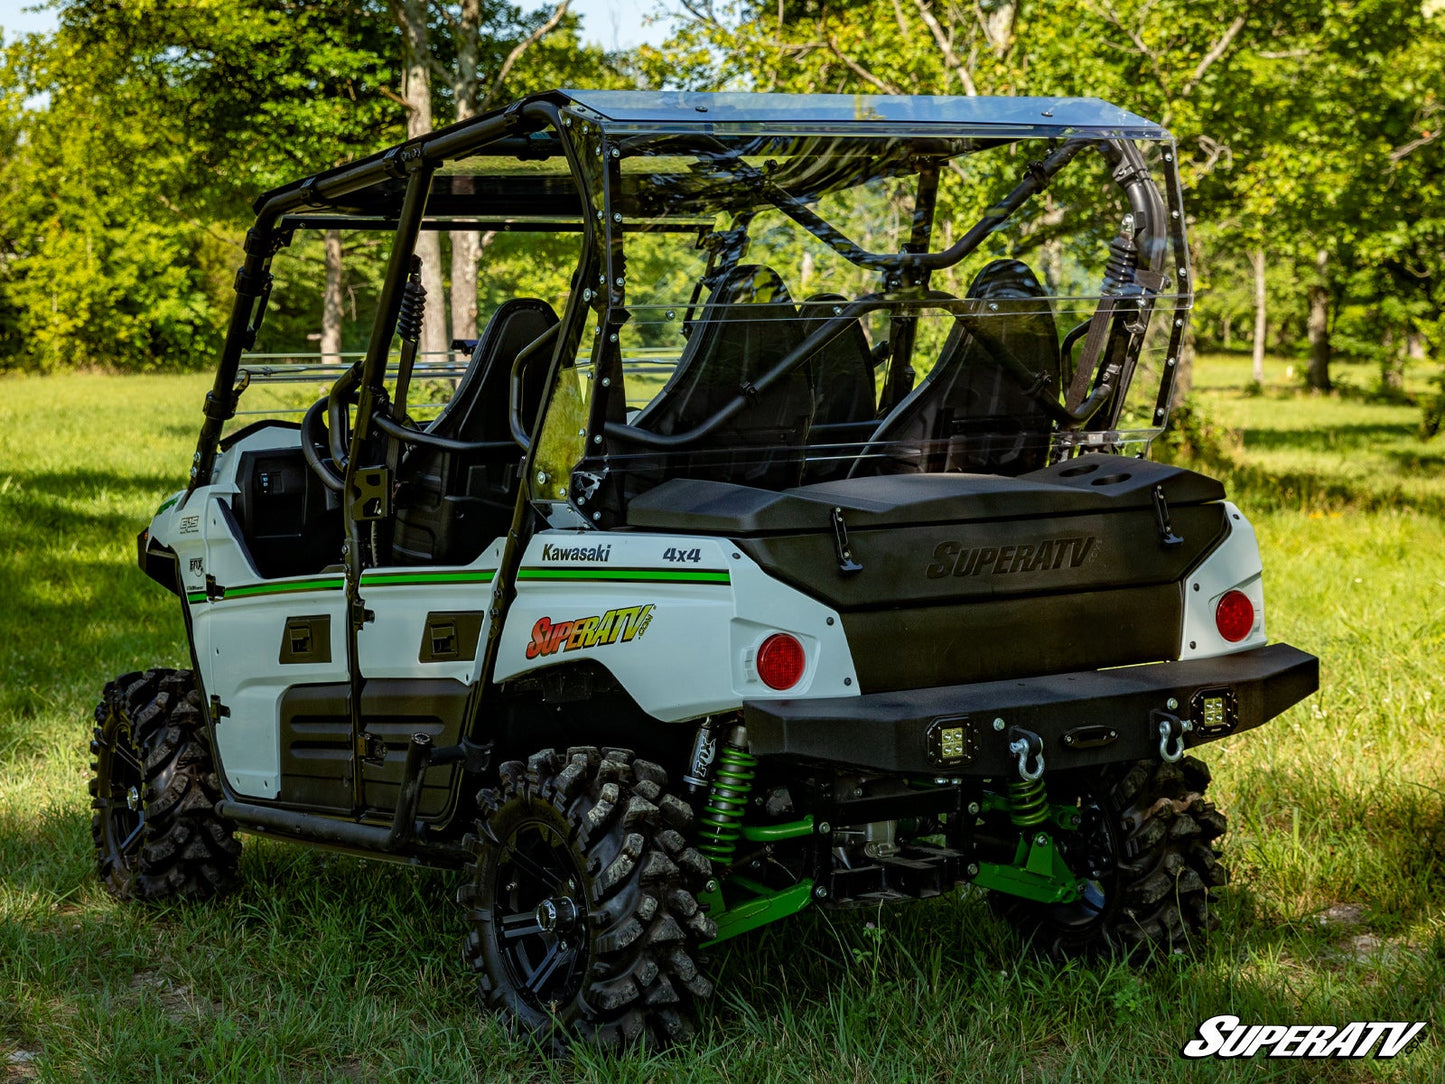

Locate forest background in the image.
[0,0,1443,426]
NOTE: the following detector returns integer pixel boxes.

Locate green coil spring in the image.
[1005,777,1050,828]
[696,745,757,864]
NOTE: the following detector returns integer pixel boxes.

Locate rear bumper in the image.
[744,643,1318,775]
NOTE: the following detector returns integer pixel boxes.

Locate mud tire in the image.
[459,746,716,1050]
[90,669,241,901]
[989,755,1228,958]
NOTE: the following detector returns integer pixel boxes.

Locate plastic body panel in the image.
[149,428,504,802]
[491,532,860,720]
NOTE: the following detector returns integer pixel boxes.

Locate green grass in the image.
[1185,352,1445,514]
[3,366,1445,1082]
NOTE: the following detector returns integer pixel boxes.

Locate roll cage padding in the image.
[857,260,1061,477]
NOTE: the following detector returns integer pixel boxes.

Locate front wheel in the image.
[989,755,1228,957]
[89,669,240,901]
[459,746,717,1050]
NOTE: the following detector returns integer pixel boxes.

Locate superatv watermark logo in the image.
[1181,1015,1426,1060]
[541,542,611,562]
[525,604,654,659]
[925,535,1098,579]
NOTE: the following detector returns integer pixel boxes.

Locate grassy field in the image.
[2,365,1444,1082]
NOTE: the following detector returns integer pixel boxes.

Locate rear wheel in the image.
[460,746,717,1049]
[989,756,1228,957]
[90,669,240,901]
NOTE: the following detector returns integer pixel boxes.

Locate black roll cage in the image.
[181,89,1194,811]
[189,99,1188,500]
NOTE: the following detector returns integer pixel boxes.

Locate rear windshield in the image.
[548,129,1188,501]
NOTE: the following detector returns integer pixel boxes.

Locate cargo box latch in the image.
[830,507,863,575]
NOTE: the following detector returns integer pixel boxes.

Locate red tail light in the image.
[1215,590,1255,642]
[757,633,805,690]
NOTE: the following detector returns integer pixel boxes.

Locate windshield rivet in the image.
[1041,109,1054,117]
[563,117,572,126]
[596,209,603,220]
[1156,408,1166,418]
[593,512,601,521]
[1178,268,1188,278]
[598,274,606,284]
[556,486,567,497]
[1175,319,1184,328]
[665,310,676,320]
[1167,356,1176,366]
[593,435,602,444]
[577,429,586,437]
[988,302,998,311]
[1172,210,1181,219]
[993,718,1005,731]
[1164,152,1173,162]
[614,277,624,287]
[608,332,618,343]
[832,306,842,315]
[582,288,593,301]
[536,470,550,485]
[601,377,611,387]
[611,148,620,158]
[612,213,622,223]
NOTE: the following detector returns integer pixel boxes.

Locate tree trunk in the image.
[1306,247,1331,392]
[449,0,482,348]
[1221,312,1233,350]
[1381,333,1404,392]
[1171,338,1195,410]
[982,0,1017,57]
[321,229,344,365]
[1250,247,1266,384]
[1407,329,1426,360]
[390,0,449,364]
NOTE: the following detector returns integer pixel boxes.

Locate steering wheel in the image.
[300,364,361,493]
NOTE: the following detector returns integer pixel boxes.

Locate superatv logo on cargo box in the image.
[925,535,1099,578]
[525,604,654,659]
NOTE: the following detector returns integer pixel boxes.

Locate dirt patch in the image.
[129,969,223,1023]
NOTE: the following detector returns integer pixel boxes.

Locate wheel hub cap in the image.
[126,786,141,812]
[535,896,581,934]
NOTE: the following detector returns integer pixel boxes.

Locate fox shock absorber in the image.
[392,256,426,422]
[696,725,756,866]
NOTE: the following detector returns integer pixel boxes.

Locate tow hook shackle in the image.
[1153,710,1193,763]
[1007,726,1045,783]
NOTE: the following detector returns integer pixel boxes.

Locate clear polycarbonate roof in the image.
[557,90,1166,138]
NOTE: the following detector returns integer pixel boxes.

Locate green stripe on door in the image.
[222,577,344,599]
[188,568,497,604]
[517,567,731,585]
[361,569,496,587]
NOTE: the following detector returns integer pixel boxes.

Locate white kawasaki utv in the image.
[93,90,1317,1047]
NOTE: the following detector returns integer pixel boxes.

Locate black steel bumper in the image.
[744,643,1318,775]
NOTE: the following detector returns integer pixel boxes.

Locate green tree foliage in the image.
[0,0,628,372]
[648,0,1445,401]
[0,0,402,371]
